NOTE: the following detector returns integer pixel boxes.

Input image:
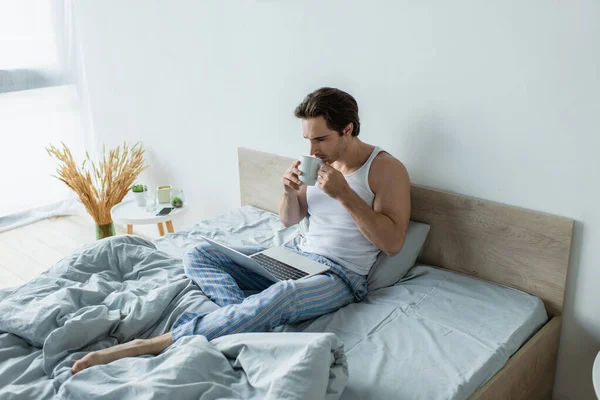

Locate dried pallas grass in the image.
[46,142,146,225]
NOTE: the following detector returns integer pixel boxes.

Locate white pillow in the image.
[367,221,431,291]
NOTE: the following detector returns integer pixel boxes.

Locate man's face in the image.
[302,116,348,164]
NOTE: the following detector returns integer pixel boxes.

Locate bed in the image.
[237,147,574,400]
[0,147,573,399]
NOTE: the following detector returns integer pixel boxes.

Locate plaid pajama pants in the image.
[171,243,368,342]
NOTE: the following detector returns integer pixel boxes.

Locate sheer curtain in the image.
[0,0,94,231]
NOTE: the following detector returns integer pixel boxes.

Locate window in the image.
[0,0,86,219]
[0,1,69,93]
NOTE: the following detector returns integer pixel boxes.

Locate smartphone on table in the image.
[156,207,174,216]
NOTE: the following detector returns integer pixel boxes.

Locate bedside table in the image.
[111,200,189,236]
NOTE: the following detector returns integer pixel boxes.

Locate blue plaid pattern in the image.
[171,243,368,342]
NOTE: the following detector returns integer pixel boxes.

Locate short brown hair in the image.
[294,87,360,136]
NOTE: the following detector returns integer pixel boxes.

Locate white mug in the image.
[298,155,323,186]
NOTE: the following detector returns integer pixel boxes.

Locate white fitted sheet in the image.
[155,206,548,400]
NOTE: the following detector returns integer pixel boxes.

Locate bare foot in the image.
[72,333,173,374]
[72,339,143,374]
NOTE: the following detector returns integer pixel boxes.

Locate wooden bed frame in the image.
[238,147,574,400]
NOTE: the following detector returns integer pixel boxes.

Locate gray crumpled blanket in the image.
[0,235,347,399]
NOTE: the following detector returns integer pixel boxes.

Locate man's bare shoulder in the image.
[369,151,410,191]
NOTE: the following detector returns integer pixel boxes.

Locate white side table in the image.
[111,200,189,236]
[593,351,600,399]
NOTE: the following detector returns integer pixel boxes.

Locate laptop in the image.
[200,236,330,282]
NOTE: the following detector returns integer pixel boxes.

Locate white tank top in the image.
[299,146,383,275]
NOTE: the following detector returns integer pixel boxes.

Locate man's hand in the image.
[317,163,351,199]
[283,160,303,194]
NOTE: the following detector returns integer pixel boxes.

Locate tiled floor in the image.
[0,214,156,290]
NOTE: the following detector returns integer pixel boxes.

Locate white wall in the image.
[76,1,600,398]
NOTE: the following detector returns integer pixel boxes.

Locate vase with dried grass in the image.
[46,142,146,240]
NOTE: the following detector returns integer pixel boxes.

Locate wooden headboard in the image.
[238,147,574,317]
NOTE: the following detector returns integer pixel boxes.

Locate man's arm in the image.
[279,160,309,227]
[279,186,308,227]
[319,153,410,256]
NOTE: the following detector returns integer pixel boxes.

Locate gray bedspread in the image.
[0,235,347,400]
[0,206,548,400]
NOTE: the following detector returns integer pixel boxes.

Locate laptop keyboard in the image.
[251,253,310,281]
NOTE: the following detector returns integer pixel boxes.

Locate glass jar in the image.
[170,188,185,208]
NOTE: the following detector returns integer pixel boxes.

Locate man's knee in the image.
[183,245,211,278]
[183,245,230,279]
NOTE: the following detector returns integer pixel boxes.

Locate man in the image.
[71,87,410,374]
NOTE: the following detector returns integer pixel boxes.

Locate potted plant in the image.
[170,188,184,208]
[171,197,183,208]
[132,184,147,207]
[46,141,147,240]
